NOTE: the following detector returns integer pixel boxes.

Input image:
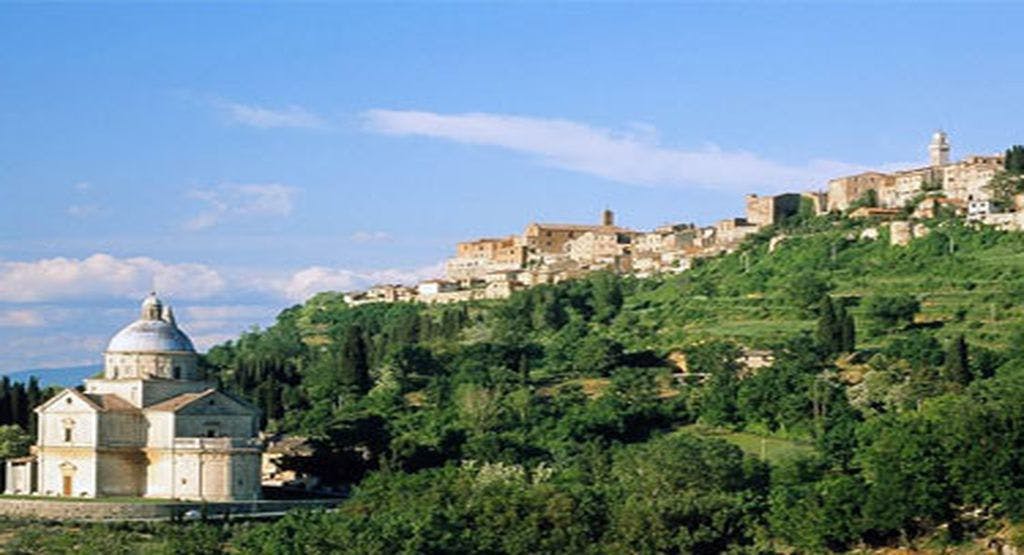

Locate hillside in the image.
[621,216,1024,352]
[11,216,1024,552]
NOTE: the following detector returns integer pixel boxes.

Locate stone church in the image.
[4,294,263,500]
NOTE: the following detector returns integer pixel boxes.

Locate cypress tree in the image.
[840,306,856,353]
[816,296,841,355]
[942,334,971,386]
[9,383,25,429]
[26,377,40,436]
[340,325,371,394]
[0,377,10,426]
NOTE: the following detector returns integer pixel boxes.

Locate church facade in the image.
[4,294,263,501]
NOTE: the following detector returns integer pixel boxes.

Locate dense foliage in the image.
[0,376,48,443]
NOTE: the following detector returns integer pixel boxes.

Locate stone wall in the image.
[0,497,341,521]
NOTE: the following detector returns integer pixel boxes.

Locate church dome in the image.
[106,294,196,353]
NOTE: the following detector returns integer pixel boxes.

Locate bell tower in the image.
[929,130,950,167]
[602,208,615,227]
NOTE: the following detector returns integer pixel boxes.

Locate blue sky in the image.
[1,4,1022,371]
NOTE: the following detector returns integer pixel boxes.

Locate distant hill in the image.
[3,364,101,388]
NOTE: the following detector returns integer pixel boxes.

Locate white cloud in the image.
[0,254,226,302]
[273,262,443,302]
[350,231,393,244]
[0,309,45,328]
[178,304,279,336]
[215,100,327,129]
[363,109,880,192]
[185,184,298,231]
[72,181,91,192]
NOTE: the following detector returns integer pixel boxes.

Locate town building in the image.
[827,171,895,212]
[523,210,631,255]
[4,294,262,500]
[745,193,802,227]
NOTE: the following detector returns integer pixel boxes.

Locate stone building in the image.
[564,230,633,265]
[523,210,631,255]
[445,236,527,280]
[745,193,802,227]
[4,294,262,500]
[714,218,760,246]
[344,284,417,306]
[827,171,895,212]
[944,154,1004,203]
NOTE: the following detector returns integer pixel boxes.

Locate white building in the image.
[5,294,262,500]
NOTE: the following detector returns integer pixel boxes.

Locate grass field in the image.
[675,424,815,464]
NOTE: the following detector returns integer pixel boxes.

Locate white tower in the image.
[929,130,951,167]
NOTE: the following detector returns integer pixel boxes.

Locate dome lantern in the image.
[103,294,198,381]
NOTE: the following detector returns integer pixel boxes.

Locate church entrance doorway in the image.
[59,461,76,496]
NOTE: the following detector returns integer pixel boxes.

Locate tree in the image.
[606,434,767,553]
[858,414,953,538]
[572,334,624,376]
[1006,145,1024,174]
[0,424,31,459]
[941,334,970,386]
[863,294,919,335]
[816,296,842,356]
[690,342,742,426]
[839,304,856,353]
[590,272,624,324]
[340,325,372,394]
[785,272,832,316]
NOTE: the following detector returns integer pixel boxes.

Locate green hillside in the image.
[12,215,1024,552]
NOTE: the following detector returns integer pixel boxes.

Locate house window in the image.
[173,366,181,379]
[64,427,72,443]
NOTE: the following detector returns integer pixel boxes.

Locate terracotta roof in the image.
[86,394,140,413]
[145,389,216,412]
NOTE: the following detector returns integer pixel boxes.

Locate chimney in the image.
[602,209,614,227]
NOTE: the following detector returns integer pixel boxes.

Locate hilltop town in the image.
[344,131,1021,306]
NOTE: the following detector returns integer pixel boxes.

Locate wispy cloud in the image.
[363,109,880,192]
[0,254,226,302]
[185,183,298,231]
[270,262,443,302]
[214,99,327,129]
[0,309,45,328]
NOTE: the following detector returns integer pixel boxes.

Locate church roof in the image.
[86,394,139,413]
[146,389,260,415]
[146,389,216,412]
[35,388,143,414]
[34,388,102,413]
[106,293,196,353]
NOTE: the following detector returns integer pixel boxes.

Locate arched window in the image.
[62,418,75,443]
